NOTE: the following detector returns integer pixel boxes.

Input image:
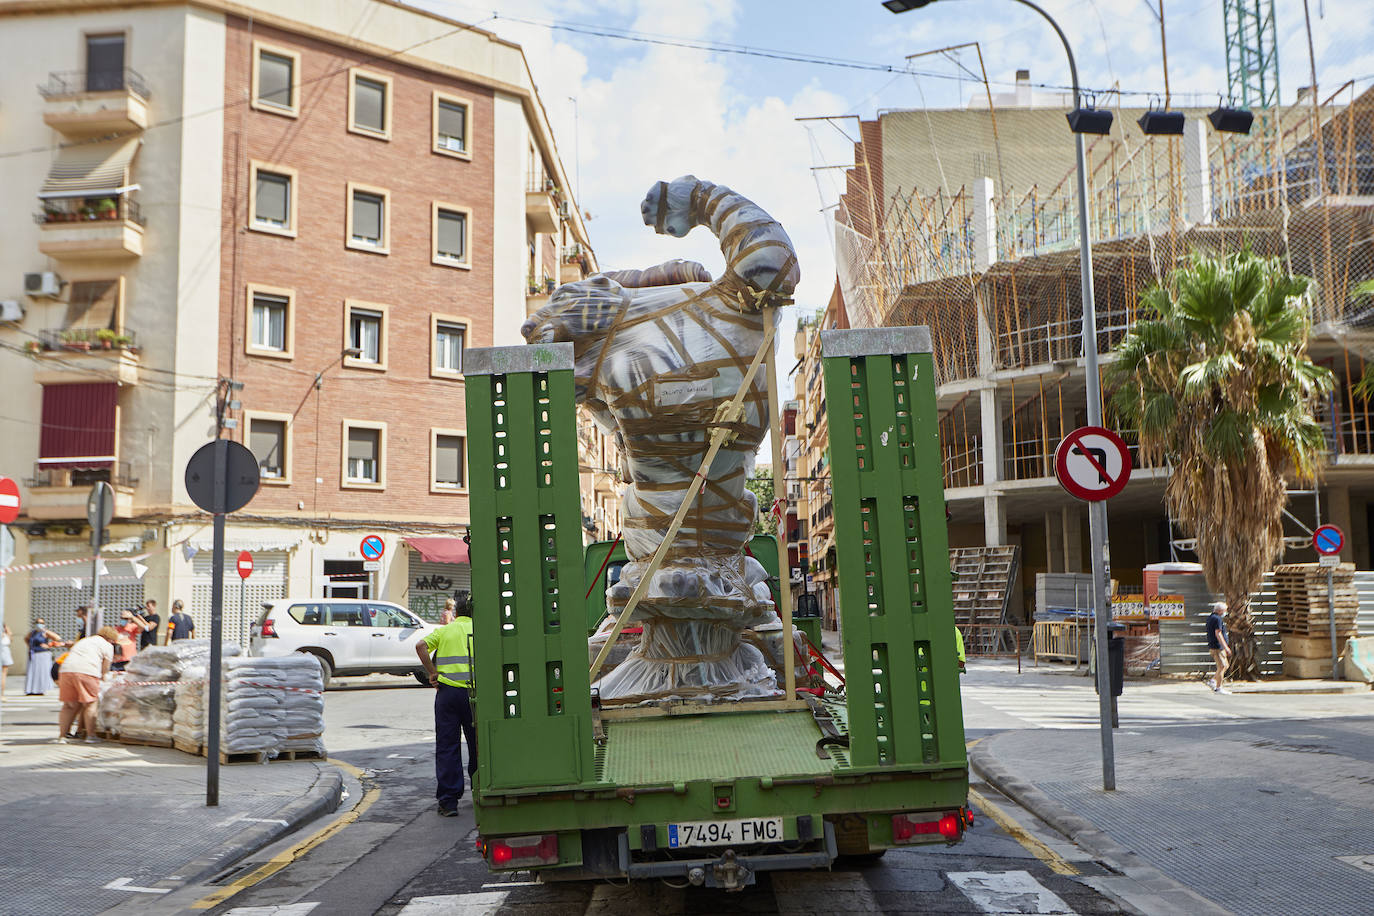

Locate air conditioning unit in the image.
[0,300,23,322]
[559,199,572,219]
[24,271,62,298]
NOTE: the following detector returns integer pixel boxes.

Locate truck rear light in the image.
[260,619,277,637]
[892,811,965,844]
[487,834,558,868]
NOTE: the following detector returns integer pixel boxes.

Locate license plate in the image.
[666,817,784,848]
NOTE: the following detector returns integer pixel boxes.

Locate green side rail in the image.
[463,343,594,792]
[820,327,967,771]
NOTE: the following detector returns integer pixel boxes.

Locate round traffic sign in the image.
[86,481,114,529]
[237,550,254,579]
[0,477,19,525]
[360,535,385,560]
[185,439,261,514]
[1054,426,1132,502]
[1312,524,1344,556]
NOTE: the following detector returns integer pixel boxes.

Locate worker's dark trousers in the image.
[435,683,478,807]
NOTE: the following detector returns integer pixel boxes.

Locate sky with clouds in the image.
[420,0,1373,394]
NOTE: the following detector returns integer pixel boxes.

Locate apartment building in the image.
[819,77,1374,623]
[0,0,596,653]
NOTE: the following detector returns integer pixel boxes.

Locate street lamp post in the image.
[885,0,1117,789]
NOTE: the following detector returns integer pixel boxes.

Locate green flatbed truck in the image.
[461,327,969,889]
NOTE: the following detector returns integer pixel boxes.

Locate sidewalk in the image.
[969,671,1374,916]
[0,684,343,916]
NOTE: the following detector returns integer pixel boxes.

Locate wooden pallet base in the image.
[115,734,174,749]
[275,748,327,761]
[220,749,269,765]
[173,737,203,756]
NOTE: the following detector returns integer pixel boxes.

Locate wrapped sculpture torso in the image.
[523,177,799,702]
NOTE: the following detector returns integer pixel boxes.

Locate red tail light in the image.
[260,619,277,637]
[487,834,558,868]
[892,810,966,844]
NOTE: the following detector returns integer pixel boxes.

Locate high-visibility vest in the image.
[425,618,474,688]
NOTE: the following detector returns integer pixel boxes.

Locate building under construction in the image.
[801,74,1374,623]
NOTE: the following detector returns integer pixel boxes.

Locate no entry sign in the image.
[236,551,254,579]
[360,535,386,561]
[1055,426,1132,502]
[0,477,19,525]
[1312,524,1344,556]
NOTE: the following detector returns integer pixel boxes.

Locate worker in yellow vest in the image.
[416,605,476,816]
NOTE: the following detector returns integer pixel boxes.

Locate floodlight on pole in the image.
[885,0,1118,791]
[1137,108,1186,136]
[1208,105,1254,133]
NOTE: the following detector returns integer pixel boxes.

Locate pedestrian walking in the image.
[139,599,161,649]
[167,599,194,641]
[25,619,62,695]
[415,609,477,816]
[56,626,118,743]
[1,623,13,695]
[440,597,456,625]
[1206,601,1232,694]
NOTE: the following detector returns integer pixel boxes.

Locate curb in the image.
[177,765,344,886]
[969,735,1234,916]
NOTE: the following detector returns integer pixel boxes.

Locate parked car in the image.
[249,599,436,685]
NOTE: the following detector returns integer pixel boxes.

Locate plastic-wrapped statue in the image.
[521,175,799,702]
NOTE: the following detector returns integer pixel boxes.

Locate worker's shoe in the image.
[437,805,460,817]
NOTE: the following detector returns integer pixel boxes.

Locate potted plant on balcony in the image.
[113,333,132,349]
[96,328,118,350]
[93,197,117,220]
[59,329,90,351]
[25,340,42,354]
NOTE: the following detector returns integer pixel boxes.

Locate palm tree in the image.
[1106,249,1333,678]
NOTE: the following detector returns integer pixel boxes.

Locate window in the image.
[247,413,289,483]
[432,202,471,267]
[432,92,472,158]
[431,316,467,377]
[346,183,389,253]
[252,42,299,115]
[431,430,466,491]
[249,161,297,236]
[344,300,388,370]
[245,284,294,358]
[349,69,391,139]
[85,33,125,92]
[342,421,385,489]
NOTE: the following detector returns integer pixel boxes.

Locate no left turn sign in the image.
[1055,426,1132,502]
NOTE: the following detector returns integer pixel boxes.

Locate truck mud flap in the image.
[619,821,837,890]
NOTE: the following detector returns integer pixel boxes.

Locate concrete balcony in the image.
[525,175,562,234]
[30,328,141,385]
[22,463,138,522]
[560,244,591,284]
[40,69,150,134]
[37,198,144,260]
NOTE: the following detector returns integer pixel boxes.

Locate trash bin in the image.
[1093,622,1125,697]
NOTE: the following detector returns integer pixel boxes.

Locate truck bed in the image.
[596,706,835,784]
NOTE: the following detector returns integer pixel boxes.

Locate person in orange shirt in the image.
[112,608,149,672]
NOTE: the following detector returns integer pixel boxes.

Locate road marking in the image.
[397,892,508,914]
[191,758,378,910]
[948,870,1074,914]
[480,880,540,888]
[967,787,1079,877]
[772,871,882,914]
[387,753,416,759]
[219,814,290,827]
[222,905,320,915]
[103,877,171,894]
[1337,854,1374,874]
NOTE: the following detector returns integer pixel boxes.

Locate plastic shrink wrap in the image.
[524,176,798,703]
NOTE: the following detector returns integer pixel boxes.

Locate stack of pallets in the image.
[1272,562,1360,677]
[950,546,1020,654]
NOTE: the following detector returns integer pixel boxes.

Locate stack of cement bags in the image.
[277,654,327,756]
[101,641,240,743]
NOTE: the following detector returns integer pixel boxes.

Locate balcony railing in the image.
[40,68,150,98]
[34,327,138,352]
[36,196,145,227]
[25,461,138,489]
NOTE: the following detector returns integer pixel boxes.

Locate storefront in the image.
[404,537,471,622]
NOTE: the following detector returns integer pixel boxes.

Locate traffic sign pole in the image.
[1312,525,1345,682]
[208,439,226,807]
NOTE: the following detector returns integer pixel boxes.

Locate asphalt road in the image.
[137,672,1129,916]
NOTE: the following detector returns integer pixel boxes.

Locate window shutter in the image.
[437,211,465,259]
[250,420,284,473]
[436,435,463,485]
[256,172,289,224]
[354,78,386,132]
[438,101,466,146]
[353,193,382,240]
[348,428,377,461]
[258,52,293,107]
[86,35,125,91]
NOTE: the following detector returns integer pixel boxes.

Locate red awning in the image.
[39,382,117,469]
[405,537,469,564]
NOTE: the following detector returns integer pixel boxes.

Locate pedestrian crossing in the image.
[961,680,1244,730]
[220,868,1085,915]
